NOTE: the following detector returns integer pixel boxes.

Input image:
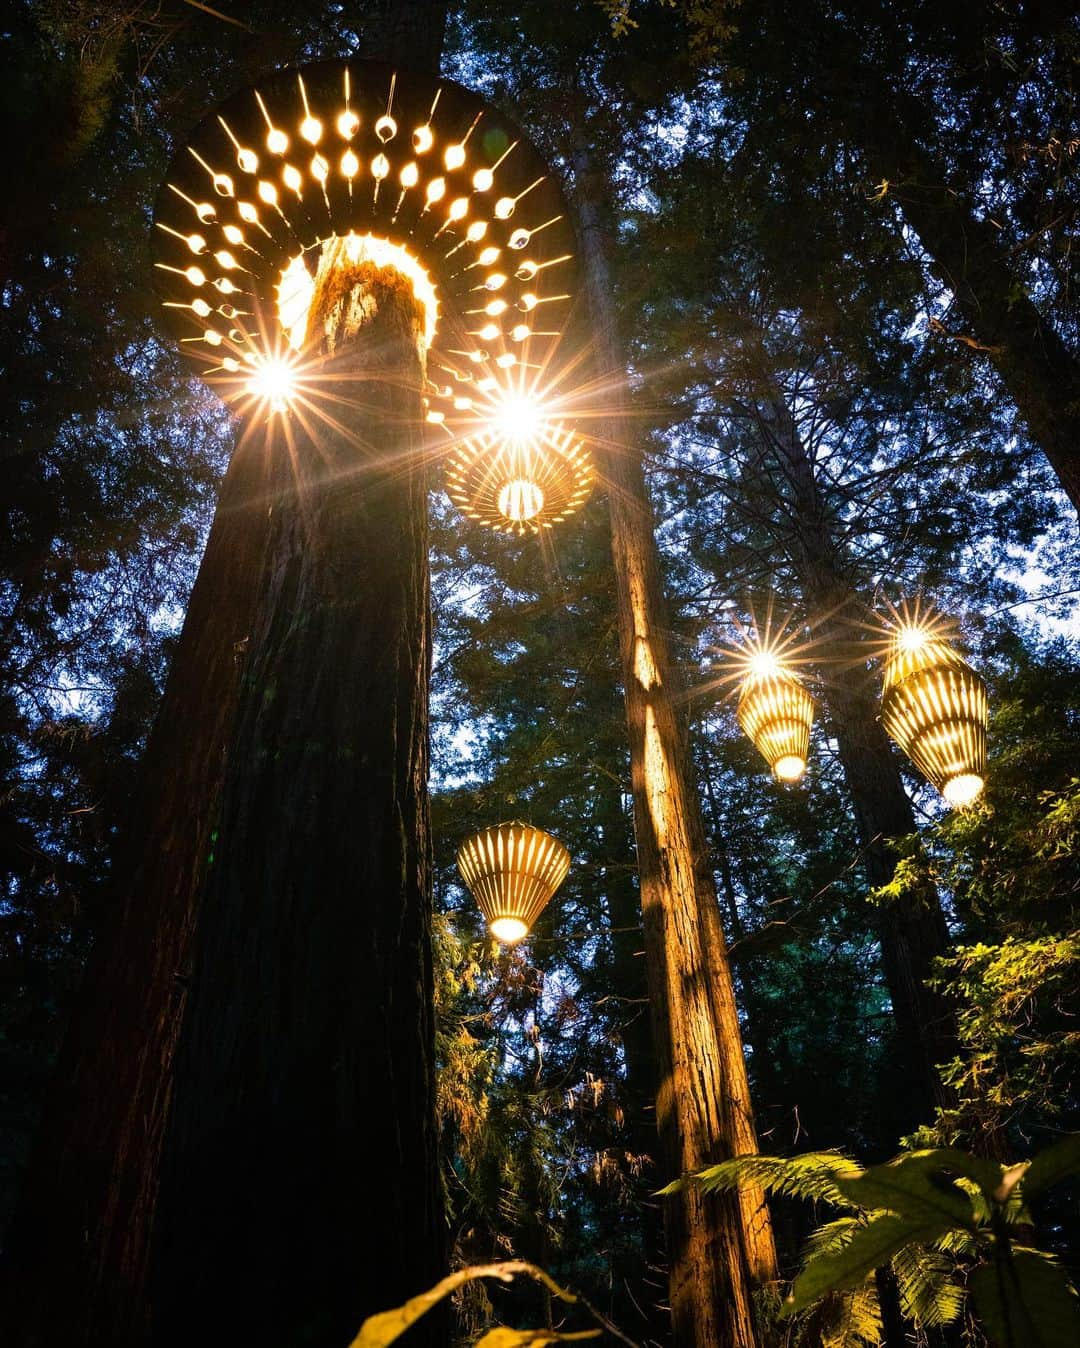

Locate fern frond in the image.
[677,1151,863,1209]
[802,1216,865,1261]
[791,1284,881,1348]
[891,1240,965,1328]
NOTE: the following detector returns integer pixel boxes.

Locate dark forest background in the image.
[1,1,1077,1344]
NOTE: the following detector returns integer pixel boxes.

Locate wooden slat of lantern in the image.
[456,822,571,942]
[737,663,815,783]
[881,630,987,807]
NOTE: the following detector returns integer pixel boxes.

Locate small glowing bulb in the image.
[185,266,206,285]
[466,220,488,242]
[479,323,500,341]
[203,328,222,346]
[495,352,516,368]
[943,773,984,807]
[375,114,397,142]
[223,224,243,244]
[444,143,466,170]
[267,127,288,154]
[212,173,235,197]
[337,109,360,138]
[485,273,507,290]
[186,233,207,254]
[413,125,434,153]
[897,626,929,653]
[372,153,390,180]
[426,177,446,203]
[283,164,303,193]
[215,250,238,269]
[223,356,240,371]
[748,650,780,678]
[449,197,469,220]
[472,167,494,191]
[300,115,322,144]
[192,298,212,316]
[247,359,295,410]
[490,916,529,943]
[341,149,360,178]
[311,154,329,182]
[214,277,235,294]
[400,162,419,187]
[237,148,258,174]
[195,202,215,222]
[511,324,530,341]
[479,246,500,265]
[773,755,806,783]
[519,292,538,311]
[509,228,531,249]
[485,299,508,316]
[258,180,278,204]
[238,201,258,222]
[516,260,538,279]
[494,196,515,219]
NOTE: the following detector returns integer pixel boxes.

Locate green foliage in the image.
[676,1141,1080,1346]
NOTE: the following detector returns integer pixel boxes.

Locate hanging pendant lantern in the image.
[737,654,815,783]
[881,627,987,807]
[456,822,571,943]
[444,415,593,536]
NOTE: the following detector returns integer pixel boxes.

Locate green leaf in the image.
[970,1250,1080,1348]
[348,1261,582,1348]
[835,1151,980,1228]
[667,1151,863,1209]
[1017,1136,1080,1201]
[783,1214,950,1316]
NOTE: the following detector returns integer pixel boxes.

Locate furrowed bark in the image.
[3,248,444,1348]
[575,147,776,1348]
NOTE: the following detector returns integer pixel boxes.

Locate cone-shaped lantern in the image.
[737,654,815,783]
[444,415,593,535]
[456,822,571,943]
[881,627,987,807]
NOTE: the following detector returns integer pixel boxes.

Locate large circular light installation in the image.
[151,59,579,439]
[736,652,815,783]
[880,626,988,808]
[456,822,571,943]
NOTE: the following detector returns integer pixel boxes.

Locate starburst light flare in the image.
[880,616,988,808]
[456,822,571,943]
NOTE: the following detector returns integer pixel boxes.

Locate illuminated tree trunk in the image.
[574,149,776,1348]
[2,255,443,1348]
[746,388,955,1121]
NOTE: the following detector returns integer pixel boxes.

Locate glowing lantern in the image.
[456,822,571,943]
[444,394,593,534]
[880,626,987,807]
[736,652,815,783]
[151,58,579,434]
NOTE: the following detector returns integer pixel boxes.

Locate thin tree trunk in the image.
[3,248,444,1348]
[748,387,955,1121]
[575,148,776,1348]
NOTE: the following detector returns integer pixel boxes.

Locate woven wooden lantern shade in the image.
[456,822,571,943]
[737,661,815,783]
[444,421,593,535]
[881,629,987,807]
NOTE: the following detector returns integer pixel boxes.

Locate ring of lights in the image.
[152,59,582,445]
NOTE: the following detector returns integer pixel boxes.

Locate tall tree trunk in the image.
[3,229,443,1348]
[574,148,776,1348]
[859,93,1080,518]
[747,388,955,1122]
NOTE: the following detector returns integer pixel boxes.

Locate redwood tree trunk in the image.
[575,149,776,1348]
[2,254,444,1347]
